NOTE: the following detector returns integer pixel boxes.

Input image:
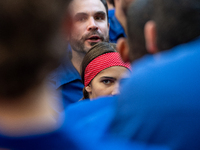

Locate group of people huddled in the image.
[0,0,200,149]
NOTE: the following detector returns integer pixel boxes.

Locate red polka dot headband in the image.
[84,52,131,86]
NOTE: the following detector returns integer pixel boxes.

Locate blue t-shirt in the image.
[108,9,126,43]
[65,96,117,141]
[64,96,169,150]
[109,37,200,150]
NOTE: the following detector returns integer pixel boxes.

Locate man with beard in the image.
[49,0,110,108]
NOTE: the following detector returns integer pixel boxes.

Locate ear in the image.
[117,37,130,62]
[144,21,158,54]
[85,85,92,93]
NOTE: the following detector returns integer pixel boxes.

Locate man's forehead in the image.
[70,0,106,16]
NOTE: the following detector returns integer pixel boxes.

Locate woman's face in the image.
[85,66,129,100]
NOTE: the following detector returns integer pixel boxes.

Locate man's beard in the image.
[69,31,109,54]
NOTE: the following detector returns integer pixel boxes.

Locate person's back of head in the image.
[127,0,200,62]
[109,0,200,149]
[0,0,71,99]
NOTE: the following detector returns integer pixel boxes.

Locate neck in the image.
[71,49,86,74]
[115,4,127,33]
[0,81,62,136]
[107,3,115,10]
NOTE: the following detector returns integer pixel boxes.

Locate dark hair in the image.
[106,0,115,7]
[100,0,109,21]
[127,0,200,62]
[0,0,71,98]
[126,0,152,62]
[81,42,117,99]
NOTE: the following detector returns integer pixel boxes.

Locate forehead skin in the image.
[69,0,107,18]
[97,66,128,77]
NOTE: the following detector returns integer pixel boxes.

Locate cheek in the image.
[98,23,109,34]
[71,24,85,37]
[92,85,113,97]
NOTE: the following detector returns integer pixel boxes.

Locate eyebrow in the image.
[94,11,106,17]
[73,12,88,18]
[74,11,106,18]
[100,76,116,80]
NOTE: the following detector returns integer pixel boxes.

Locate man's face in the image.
[68,0,109,54]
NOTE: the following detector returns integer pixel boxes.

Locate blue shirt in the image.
[65,96,169,150]
[0,99,169,150]
[110,37,200,150]
[48,51,84,108]
[65,96,117,140]
[108,9,126,43]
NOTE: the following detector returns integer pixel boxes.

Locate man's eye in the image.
[95,16,102,20]
[75,16,87,22]
[78,17,86,21]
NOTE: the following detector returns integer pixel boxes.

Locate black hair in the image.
[100,0,109,21]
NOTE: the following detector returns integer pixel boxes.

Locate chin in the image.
[90,42,98,46]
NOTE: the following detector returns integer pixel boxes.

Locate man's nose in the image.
[87,17,98,31]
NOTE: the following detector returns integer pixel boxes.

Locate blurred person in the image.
[81,42,131,100]
[109,0,200,149]
[49,0,110,108]
[0,0,85,149]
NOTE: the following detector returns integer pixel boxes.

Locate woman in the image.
[81,42,131,100]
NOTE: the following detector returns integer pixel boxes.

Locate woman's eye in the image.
[102,80,112,84]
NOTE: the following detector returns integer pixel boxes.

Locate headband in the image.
[84,52,131,86]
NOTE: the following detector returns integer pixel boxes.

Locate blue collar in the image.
[108,9,115,19]
[49,56,82,89]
